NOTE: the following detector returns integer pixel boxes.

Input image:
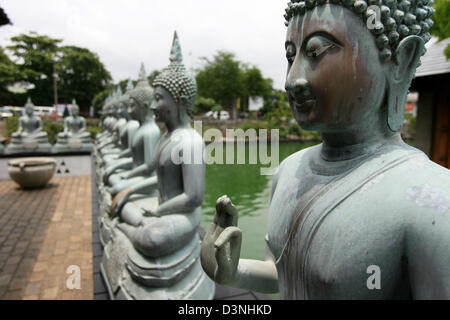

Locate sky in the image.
[1,0,290,89]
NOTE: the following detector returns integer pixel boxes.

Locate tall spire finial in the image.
[25,97,34,108]
[138,62,146,81]
[169,31,183,63]
[72,98,77,105]
[126,79,133,93]
[116,85,123,96]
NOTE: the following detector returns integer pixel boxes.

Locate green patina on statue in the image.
[53,99,93,153]
[97,64,160,246]
[5,97,52,155]
[99,32,214,300]
[201,0,450,299]
[96,87,127,152]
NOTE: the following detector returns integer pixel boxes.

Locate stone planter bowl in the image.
[8,157,57,188]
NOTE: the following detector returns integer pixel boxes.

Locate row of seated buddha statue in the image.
[94,32,215,300]
[1,98,93,155]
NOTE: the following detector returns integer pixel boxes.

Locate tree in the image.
[0,46,25,105]
[430,0,450,59]
[194,96,216,115]
[7,32,61,106]
[195,51,273,118]
[1,32,112,112]
[57,46,111,110]
[196,51,244,112]
[147,70,161,86]
[91,88,112,116]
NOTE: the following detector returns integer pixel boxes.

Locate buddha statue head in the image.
[152,31,197,126]
[24,97,35,117]
[283,0,434,137]
[129,63,154,121]
[112,86,123,117]
[119,79,134,120]
[71,99,80,117]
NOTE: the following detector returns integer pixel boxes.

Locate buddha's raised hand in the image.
[200,195,242,285]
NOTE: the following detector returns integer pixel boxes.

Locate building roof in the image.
[416,37,450,78]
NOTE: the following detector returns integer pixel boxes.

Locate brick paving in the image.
[0,176,93,300]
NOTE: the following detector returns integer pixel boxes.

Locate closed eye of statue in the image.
[304,35,339,59]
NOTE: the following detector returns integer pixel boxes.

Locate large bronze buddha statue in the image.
[5,98,52,155]
[53,99,93,153]
[201,0,450,299]
[100,32,215,300]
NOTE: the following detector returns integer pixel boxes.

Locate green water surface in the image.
[200,141,318,297]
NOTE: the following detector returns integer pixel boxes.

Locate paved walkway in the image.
[0,176,93,300]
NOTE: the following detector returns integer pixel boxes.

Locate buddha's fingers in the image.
[214,226,242,284]
[111,188,132,217]
[215,195,239,228]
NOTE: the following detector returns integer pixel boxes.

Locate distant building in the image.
[411,37,450,169]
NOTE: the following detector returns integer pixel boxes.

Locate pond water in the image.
[200,141,317,297]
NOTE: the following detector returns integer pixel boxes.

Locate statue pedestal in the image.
[52,137,93,154]
[100,228,215,300]
[5,139,52,155]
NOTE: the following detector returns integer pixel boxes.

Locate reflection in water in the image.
[201,142,317,262]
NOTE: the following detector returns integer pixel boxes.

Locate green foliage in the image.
[430,0,450,59]
[86,126,102,140]
[404,113,417,137]
[194,96,217,114]
[42,119,64,144]
[212,105,223,112]
[5,116,19,139]
[147,70,161,87]
[196,51,272,111]
[0,47,27,105]
[91,88,112,116]
[242,66,273,98]
[1,32,112,111]
[57,46,112,109]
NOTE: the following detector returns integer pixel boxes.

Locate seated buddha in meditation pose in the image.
[6,97,51,154]
[201,0,450,299]
[100,32,214,300]
[53,99,92,153]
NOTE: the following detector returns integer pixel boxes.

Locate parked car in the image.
[204,110,230,120]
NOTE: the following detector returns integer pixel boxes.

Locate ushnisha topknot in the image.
[120,78,134,106]
[284,0,435,62]
[71,98,79,113]
[153,31,197,116]
[129,63,153,108]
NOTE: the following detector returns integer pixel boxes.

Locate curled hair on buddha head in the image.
[284,0,435,63]
[153,31,197,118]
[129,63,153,108]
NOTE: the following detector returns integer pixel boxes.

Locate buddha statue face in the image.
[25,105,34,117]
[128,96,148,121]
[118,101,128,118]
[151,86,179,124]
[285,2,428,134]
[72,104,79,117]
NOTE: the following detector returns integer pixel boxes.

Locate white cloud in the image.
[1,0,289,89]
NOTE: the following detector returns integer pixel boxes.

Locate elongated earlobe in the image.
[386,35,424,132]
